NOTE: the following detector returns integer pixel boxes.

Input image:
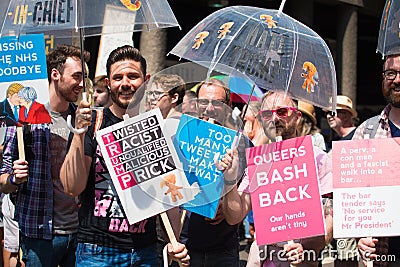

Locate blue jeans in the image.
[21,233,77,267]
[76,242,158,267]
[189,247,240,267]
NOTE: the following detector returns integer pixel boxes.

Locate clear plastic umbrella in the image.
[0,0,180,133]
[377,0,400,58]
[0,0,180,38]
[169,5,337,111]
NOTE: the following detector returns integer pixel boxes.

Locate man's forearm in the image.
[223,185,251,225]
[60,133,90,196]
[0,173,17,194]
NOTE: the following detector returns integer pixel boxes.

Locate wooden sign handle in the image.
[17,127,25,160]
[160,212,184,267]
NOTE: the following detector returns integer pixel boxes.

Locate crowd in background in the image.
[0,40,397,267]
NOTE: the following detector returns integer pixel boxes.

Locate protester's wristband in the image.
[9,174,18,186]
[224,179,237,185]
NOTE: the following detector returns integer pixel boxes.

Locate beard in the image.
[58,76,81,103]
[110,84,146,110]
[263,120,297,141]
[110,90,129,109]
[384,89,400,108]
[59,86,79,103]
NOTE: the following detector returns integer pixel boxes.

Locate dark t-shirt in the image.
[340,128,356,140]
[183,212,239,252]
[180,135,253,252]
[78,108,157,249]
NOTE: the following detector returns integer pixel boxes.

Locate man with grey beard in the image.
[355,54,400,266]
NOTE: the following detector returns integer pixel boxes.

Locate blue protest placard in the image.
[0,34,50,126]
[175,114,237,218]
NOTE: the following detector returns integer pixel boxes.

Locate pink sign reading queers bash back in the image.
[246,136,325,245]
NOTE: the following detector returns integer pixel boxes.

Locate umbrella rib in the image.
[143,1,159,30]
[74,0,79,32]
[283,15,298,95]
[0,1,12,37]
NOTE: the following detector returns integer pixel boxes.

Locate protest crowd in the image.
[0,1,398,267]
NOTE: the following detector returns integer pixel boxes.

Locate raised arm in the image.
[60,101,92,196]
[220,148,252,225]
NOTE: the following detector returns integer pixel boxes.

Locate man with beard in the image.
[0,45,90,267]
[173,78,246,267]
[220,91,333,267]
[195,78,235,129]
[355,54,400,266]
[59,45,190,266]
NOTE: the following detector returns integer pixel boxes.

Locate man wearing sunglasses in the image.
[355,54,400,266]
[221,91,333,267]
[196,78,231,126]
[174,77,251,267]
[324,95,359,267]
[324,95,358,143]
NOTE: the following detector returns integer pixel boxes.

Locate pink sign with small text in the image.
[332,138,400,238]
[246,136,325,245]
[332,138,400,188]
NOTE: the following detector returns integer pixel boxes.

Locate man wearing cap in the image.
[325,95,358,141]
[324,95,359,267]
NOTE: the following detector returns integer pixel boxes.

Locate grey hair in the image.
[18,86,37,102]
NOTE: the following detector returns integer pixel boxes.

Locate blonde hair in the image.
[7,83,24,96]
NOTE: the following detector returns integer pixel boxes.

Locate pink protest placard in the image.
[246,136,325,245]
[332,138,400,238]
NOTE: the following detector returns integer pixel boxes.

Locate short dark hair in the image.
[46,45,90,83]
[152,74,186,105]
[106,45,146,78]
[184,89,197,100]
[93,75,108,90]
[196,78,230,104]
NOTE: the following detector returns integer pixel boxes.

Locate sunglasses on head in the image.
[259,106,297,120]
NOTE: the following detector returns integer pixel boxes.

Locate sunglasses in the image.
[197,98,226,108]
[259,107,298,120]
[324,111,335,116]
[145,90,169,101]
[324,110,347,117]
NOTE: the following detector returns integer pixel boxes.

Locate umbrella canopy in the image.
[377,0,400,58]
[212,75,264,103]
[169,6,337,111]
[189,74,264,103]
[0,0,180,38]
